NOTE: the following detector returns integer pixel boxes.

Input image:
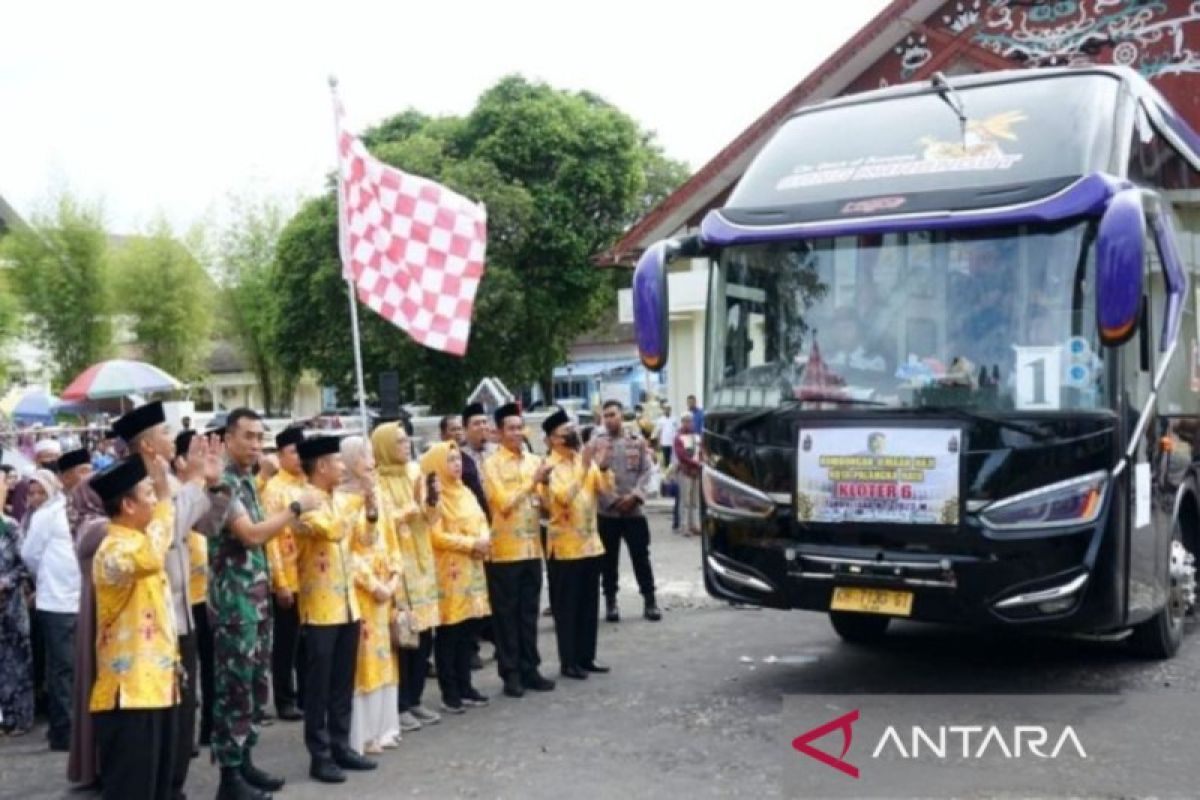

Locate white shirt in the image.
[20,495,80,614]
[654,416,679,448]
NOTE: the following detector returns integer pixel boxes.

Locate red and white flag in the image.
[333,92,487,356]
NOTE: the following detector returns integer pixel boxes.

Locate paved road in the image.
[3,504,1198,799]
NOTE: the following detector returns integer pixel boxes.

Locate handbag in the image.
[390,606,420,650]
[390,565,421,650]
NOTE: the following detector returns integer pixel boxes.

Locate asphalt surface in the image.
[3,503,1198,799]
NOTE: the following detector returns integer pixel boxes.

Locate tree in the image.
[110,216,215,381]
[210,196,292,415]
[272,75,689,410]
[0,193,113,384]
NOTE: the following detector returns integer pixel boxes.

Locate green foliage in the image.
[273,74,688,411]
[210,196,292,414]
[1,194,113,384]
[110,215,214,382]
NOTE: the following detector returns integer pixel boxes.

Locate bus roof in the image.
[704,67,1200,249]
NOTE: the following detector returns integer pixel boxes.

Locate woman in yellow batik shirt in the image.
[419,442,490,714]
[338,437,401,755]
[370,422,442,732]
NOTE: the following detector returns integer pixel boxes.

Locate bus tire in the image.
[829,611,891,644]
[1128,522,1191,660]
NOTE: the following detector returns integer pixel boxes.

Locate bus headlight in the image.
[702,466,775,520]
[979,471,1108,531]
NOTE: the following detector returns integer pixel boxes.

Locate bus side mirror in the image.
[1096,188,1145,347]
[633,240,673,371]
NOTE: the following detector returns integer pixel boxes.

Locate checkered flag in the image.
[333,91,487,356]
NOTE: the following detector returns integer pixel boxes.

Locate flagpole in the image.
[329,75,372,436]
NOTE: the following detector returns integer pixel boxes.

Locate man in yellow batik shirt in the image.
[89,456,178,800]
[294,435,376,784]
[539,408,614,681]
[261,426,308,722]
[482,402,557,699]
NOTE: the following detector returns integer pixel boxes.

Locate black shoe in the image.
[217,766,272,800]
[333,750,377,771]
[503,676,525,698]
[469,652,484,671]
[521,672,556,692]
[241,751,286,791]
[309,758,346,784]
[276,703,303,722]
[605,595,620,623]
[560,665,588,680]
[581,661,611,673]
[462,688,489,707]
[644,597,662,622]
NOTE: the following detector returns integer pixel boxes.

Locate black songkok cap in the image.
[493,402,521,427]
[297,435,341,461]
[541,408,570,436]
[112,401,166,443]
[276,427,305,450]
[461,402,487,423]
[175,430,197,456]
[57,449,90,472]
[91,457,148,504]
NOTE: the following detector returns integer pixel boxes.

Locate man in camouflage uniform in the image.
[201,409,317,800]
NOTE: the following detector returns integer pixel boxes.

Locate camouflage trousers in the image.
[210,615,272,768]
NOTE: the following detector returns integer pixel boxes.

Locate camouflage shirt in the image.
[203,463,270,625]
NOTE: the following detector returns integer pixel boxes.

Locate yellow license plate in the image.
[830,586,913,617]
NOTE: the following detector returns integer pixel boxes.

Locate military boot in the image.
[217,767,271,800]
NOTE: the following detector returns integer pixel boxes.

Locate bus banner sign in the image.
[796,427,961,526]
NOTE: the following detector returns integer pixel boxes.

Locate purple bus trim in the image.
[1150,210,1188,353]
[699,172,1127,246]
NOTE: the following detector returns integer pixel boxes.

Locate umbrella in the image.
[0,387,60,424]
[61,359,183,401]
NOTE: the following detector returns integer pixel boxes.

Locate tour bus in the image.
[633,67,1200,657]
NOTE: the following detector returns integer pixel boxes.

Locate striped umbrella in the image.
[61,359,183,401]
[0,387,59,424]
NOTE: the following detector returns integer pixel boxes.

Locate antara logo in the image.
[793,710,1088,778]
[841,196,907,215]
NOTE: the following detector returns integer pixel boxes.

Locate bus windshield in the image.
[706,220,1111,413]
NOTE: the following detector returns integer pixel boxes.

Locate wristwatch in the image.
[289,500,303,518]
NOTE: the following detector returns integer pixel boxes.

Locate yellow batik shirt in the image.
[352,499,401,694]
[91,502,180,711]
[482,447,544,563]
[540,451,614,561]
[430,511,491,627]
[187,531,208,606]
[295,488,366,626]
[262,470,306,593]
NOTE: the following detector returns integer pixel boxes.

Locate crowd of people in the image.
[0,391,706,800]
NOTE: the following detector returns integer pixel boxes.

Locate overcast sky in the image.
[3,1,889,234]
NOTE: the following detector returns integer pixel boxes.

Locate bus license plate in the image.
[830,587,913,617]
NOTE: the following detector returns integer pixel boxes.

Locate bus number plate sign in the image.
[830,587,913,616]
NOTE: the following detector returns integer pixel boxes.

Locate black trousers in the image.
[95,706,178,800]
[598,515,657,600]
[434,618,479,704]
[271,599,303,710]
[660,446,672,467]
[36,610,76,746]
[302,622,359,760]
[486,560,543,680]
[397,630,433,712]
[172,633,197,793]
[192,603,214,743]
[548,556,601,670]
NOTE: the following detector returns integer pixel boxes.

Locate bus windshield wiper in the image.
[727,394,888,433]
[782,394,888,407]
[903,404,1053,442]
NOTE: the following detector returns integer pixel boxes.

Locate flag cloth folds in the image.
[333,93,487,356]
